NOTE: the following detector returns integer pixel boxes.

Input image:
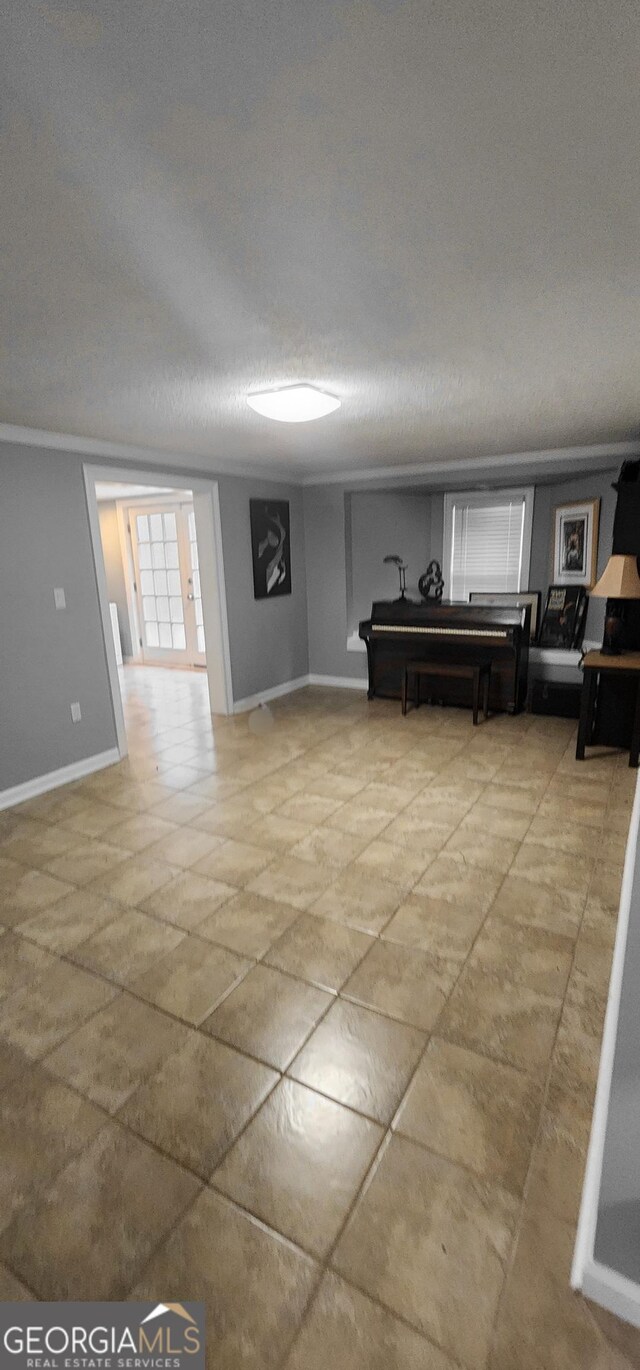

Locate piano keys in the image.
[358,600,531,714]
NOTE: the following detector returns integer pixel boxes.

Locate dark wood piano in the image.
[359,600,531,714]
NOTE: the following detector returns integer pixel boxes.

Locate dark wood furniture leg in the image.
[400,659,498,723]
[472,668,480,726]
[576,669,597,760]
[364,639,375,699]
[630,678,640,768]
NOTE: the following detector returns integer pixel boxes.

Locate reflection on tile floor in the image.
[0,663,638,1367]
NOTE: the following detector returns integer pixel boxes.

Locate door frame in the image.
[114,500,143,663]
[84,463,234,759]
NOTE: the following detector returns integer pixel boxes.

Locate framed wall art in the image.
[250,499,292,599]
[552,499,600,587]
[538,585,588,649]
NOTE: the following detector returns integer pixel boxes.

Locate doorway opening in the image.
[97,483,206,670]
[84,465,233,761]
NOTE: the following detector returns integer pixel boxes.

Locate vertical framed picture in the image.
[553,498,600,587]
[250,499,292,599]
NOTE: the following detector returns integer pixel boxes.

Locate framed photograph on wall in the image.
[553,498,600,587]
[250,499,292,599]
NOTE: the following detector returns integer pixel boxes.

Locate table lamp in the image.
[591,554,640,654]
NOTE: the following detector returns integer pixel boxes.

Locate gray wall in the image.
[304,470,618,679]
[217,477,309,701]
[0,444,119,790]
[429,493,445,570]
[304,486,366,682]
[0,442,309,792]
[529,468,618,642]
[0,436,620,795]
[98,501,133,659]
[303,483,444,682]
[98,481,310,696]
[348,491,431,632]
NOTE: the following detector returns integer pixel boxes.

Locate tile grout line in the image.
[272,768,554,1370]
[484,744,622,1364]
[0,686,630,1360]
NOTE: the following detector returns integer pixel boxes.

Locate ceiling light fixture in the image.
[247,383,340,423]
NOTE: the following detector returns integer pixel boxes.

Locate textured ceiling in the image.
[1,0,639,478]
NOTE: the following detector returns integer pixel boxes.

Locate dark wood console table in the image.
[576,651,640,768]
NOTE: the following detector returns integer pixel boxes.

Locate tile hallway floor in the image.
[0,665,639,1368]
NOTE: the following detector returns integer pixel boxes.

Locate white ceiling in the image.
[2,0,639,480]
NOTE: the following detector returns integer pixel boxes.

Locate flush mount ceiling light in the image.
[247,383,341,422]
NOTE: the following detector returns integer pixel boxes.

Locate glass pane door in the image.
[128,502,205,667]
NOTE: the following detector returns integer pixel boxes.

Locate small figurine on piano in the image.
[418,560,444,602]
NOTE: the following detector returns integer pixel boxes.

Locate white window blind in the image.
[444,488,534,602]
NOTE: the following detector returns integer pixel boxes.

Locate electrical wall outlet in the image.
[54,587,66,609]
[70,702,82,723]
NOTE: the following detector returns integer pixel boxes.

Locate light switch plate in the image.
[54,587,66,610]
[70,702,82,723]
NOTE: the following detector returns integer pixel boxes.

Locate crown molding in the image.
[301,441,640,487]
[0,423,295,485]
[2,422,638,491]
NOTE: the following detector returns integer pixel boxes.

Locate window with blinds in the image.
[443,488,534,602]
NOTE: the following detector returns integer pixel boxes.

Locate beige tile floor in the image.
[0,664,639,1368]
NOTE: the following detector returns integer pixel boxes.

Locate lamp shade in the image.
[591,554,640,599]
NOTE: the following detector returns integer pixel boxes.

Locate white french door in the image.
[128,501,206,668]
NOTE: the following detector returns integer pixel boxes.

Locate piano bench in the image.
[402,659,491,725]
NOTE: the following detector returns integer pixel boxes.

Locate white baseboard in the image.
[233,672,369,712]
[581,1260,640,1329]
[307,673,368,690]
[0,747,121,813]
[571,769,640,1307]
[232,675,310,714]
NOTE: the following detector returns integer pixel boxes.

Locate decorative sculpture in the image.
[383,554,408,601]
[418,559,444,602]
